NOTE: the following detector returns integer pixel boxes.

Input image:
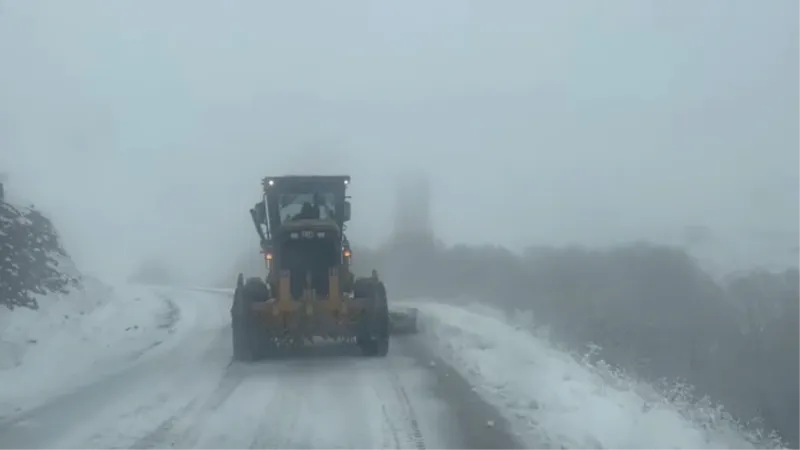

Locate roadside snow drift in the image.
[408,301,784,449]
[0,189,188,417]
[0,280,183,417]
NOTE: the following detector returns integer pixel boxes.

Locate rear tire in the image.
[232,315,252,361]
[231,276,271,361]
[356,278,390,357]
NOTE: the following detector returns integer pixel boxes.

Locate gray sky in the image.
[0,0,797,282]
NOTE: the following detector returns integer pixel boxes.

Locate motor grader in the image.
[231,175,395,360]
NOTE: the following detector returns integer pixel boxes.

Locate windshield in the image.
[278,192,337,223]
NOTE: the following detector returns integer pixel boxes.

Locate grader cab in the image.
[231,175,392,360]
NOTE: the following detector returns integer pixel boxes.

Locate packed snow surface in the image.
[1,276,786,449]
[0,287,467,449]
[402,300,783,449]
[0,280,188,417]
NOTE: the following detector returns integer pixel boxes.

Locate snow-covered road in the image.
[1,286,782,449]
[0,282,187,417]
[0,288,520,449]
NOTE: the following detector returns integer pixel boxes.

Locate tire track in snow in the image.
[127,346,387,449]
[246,378,301,449]
[155,293,181,333]
[243,351,384,449]
[393,335,526,449]
[56,326,236,449]
[130,360,246,449]
[240,345,430,449]
[123,293,182,362]
[124,398,200,449]
[2,285,528,449]
[380,367,427,450]
[394,382,427,450]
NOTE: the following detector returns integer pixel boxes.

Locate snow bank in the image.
[408,301,785,449]
[0,279,181,417]
[0,185,195,419]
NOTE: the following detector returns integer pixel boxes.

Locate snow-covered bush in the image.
[0,194,81,310]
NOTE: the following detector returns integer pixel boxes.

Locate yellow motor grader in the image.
[231,175,412,361]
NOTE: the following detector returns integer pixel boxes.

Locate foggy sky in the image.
[0,0,797,282]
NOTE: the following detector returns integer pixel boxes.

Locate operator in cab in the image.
[294,201,320,220]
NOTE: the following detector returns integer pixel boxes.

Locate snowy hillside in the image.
[0,189,182,417]
[406,300,786,449]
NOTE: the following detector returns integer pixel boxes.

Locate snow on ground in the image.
[0,279,187,418]
[403,300,784,449]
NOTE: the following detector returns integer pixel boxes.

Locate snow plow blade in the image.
[388,307,419,335]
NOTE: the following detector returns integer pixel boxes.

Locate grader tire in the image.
[231,277,271,361]
[356,279,390,358]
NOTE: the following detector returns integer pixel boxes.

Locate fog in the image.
[1,0,797,283]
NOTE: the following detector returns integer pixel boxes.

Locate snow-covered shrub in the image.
[0,196,81,310]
